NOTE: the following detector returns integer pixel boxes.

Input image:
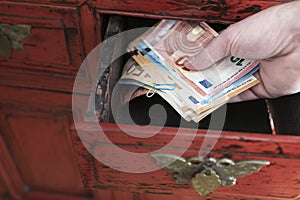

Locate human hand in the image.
[185,1,300,102]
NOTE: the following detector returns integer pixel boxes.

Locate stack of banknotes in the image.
[120,20,260,122]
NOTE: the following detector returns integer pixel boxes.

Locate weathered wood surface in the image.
[0,0,298,199]
[0,2,100,76]
[0,130,24,199]
[0,2,101,93]
[22,191,93,200]
[89,0,293,23]
[0,0,85,6]
[72,122,300,199]
[0,85,91,198]
[90,15,126,122]
[0,1,100,199]
[0,0,292,23]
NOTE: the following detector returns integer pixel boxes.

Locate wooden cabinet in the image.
[0,0,299,200]
[0,85,87,194]
[0,2,79,73]
[0,1,100,75]
[0,1,100,199]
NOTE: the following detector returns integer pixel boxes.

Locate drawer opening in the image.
[92,14,279,134]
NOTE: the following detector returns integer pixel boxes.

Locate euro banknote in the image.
[118,19,260,122]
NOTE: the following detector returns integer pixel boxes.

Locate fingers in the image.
[228,82,271,103]
[228,82,272,103]
[228,70,273,103]
[258,50,300,97]
[184,28,233,70]
[228,90,260,103]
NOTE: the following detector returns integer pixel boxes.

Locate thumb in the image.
[184,28,233,70]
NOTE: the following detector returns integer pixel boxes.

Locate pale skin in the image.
[185,1,300,102]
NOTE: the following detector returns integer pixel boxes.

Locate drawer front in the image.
[72,123,300,199]
[91,0,290,23]
[0,2,83,75]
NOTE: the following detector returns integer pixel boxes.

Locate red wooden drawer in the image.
[71,14,300,199]
[0,2,87,75]
[72,122,300,199]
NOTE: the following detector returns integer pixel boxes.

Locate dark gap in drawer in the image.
[95,15,272,134]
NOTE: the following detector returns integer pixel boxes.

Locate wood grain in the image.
[89,0,293,23]
[0,0,85,6]
[72,122,300,199]
[0,85,89,197]
[0,0,298,199]
[0,2,83,75]
[0,132,24,199]
[0,176,8,197]
[22,191,92,200]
